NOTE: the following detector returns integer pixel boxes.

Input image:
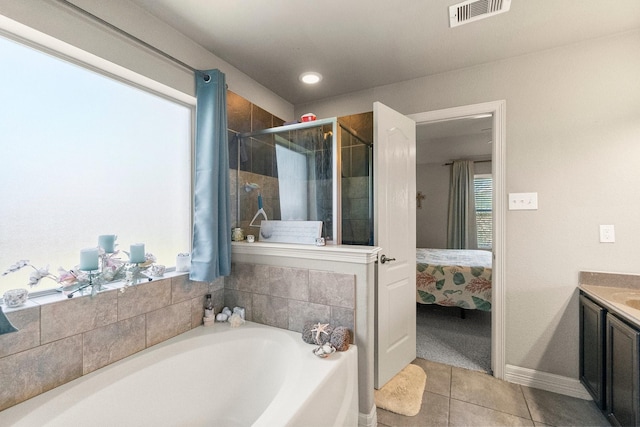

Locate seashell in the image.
[3,288,28,308]
[216,313,228,322]
[302,321,317,344]
[233,306,245,320]
[330,326,352,351]
[229,313,245,328]
[222,307,232,317]
[313,344,336,358]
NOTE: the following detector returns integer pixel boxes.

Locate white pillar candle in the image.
[79,248,99,271]
[176,253,190,272]
[129,243,145,263]
[98,235,116,253]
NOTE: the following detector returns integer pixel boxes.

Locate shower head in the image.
[244,182,260,192]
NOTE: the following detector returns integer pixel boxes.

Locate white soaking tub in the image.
[0,322,358,426]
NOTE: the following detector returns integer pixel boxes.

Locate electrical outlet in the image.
[599,225,615,243]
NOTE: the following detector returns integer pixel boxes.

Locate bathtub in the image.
[0,321,358,426]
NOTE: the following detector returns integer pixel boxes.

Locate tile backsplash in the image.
[579,271,640,289]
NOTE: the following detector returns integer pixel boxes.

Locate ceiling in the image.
[417,116,493,164]
[125,0,640,105]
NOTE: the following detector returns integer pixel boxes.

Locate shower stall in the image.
[340,124,373,245]
[232,117,373,245]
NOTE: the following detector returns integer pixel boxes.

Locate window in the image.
[474,174,493,250]
[0,34,192,294]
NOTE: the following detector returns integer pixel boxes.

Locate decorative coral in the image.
[330,326,352,351]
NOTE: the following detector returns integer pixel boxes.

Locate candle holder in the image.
[66,270,98,298]
[126,262,153,286]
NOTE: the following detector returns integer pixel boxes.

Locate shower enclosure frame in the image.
[237,118,341,244]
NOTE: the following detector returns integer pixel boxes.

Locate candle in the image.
[79,248,99,271]
[130,243,145,263]
[98,235,116,253]
[176,253,190,272]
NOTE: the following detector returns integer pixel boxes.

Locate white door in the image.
[374,102,417,388]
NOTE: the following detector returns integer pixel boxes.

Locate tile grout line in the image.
[518,384,536,423]
[447,364,453,426]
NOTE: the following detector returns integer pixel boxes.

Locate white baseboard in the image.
[359,404,377,427]
[504,364,592,400]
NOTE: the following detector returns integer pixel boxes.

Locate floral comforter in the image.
[416,248,492,311]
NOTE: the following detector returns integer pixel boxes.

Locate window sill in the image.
[1,270,189,313]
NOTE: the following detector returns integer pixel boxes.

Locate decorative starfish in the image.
[311,323,331,344]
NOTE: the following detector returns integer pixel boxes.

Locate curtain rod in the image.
[57,0,199,76]
[443,159,492,166]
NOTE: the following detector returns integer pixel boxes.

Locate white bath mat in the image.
[374,364,427,417]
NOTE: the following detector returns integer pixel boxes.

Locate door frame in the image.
[408,100,506,379]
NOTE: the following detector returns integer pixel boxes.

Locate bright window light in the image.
[0,35,192,294]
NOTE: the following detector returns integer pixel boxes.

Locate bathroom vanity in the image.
[579,271,640,427]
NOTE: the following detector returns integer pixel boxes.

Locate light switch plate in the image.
[508,192,538,210]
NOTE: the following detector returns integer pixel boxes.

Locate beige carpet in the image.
[374,364,427,417]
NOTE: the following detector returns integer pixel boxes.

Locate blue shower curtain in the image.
[190,69,231,282]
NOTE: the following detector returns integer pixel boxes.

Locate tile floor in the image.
[377,358,610,427]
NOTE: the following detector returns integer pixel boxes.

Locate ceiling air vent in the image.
[449,0,511,27]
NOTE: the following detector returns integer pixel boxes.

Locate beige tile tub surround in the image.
[40,289,119,344]
[1,264,356,412]
[0,273,222,411]
[224,262,356,334]
[0,306,40,358]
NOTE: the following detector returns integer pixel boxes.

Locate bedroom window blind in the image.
[474,174,493,250]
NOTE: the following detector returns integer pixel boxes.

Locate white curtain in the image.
[446,160,477,249]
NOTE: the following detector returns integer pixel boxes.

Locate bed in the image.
[416,248,492,311]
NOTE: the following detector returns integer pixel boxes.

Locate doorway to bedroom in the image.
[408,101,506,378]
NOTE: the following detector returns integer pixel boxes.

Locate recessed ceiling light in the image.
[299,72,322,85]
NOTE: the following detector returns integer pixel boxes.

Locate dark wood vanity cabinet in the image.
[580,292,640,426]
[606,313,640,427]
[580,294,606,409]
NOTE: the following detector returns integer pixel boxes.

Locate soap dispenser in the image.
[204,294,214,318]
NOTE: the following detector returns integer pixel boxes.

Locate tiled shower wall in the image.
[0,274,223,411]
[228,90,286,229]
[224,262,356,334]
[340,112,373,245]
[342,176,372,245]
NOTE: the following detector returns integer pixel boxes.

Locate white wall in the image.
[416,163,449,248]
[0,0,294,121]
[298,30,640,379]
